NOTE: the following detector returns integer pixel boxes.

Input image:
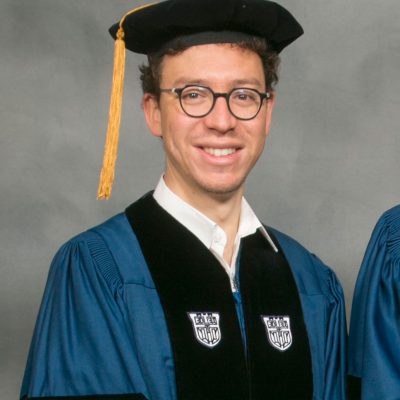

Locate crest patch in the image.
[262,315,293,351]
[188,312,221,348]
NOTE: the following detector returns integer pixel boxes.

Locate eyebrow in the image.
[171,77,264,88]
[232,78,264,87]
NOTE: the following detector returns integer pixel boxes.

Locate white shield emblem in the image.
[188,312,221,348]
[262,315,293,351]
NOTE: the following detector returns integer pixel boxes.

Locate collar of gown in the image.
[152,176,279,259]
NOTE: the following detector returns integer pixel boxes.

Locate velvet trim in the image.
[125,193,313,399]
[347,376,361,400]
[240,232,313,399]
[126,194,248,400]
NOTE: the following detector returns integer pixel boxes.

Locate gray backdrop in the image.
[1,0,399,397]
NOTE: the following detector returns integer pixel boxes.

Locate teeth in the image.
[204,148,236,157]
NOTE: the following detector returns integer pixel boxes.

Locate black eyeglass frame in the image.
[159,85,272,121]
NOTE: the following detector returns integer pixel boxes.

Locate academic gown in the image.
[21,193,347,400]
[348,205,400,400]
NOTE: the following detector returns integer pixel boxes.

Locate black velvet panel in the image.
[347,375,361,400]
[24,394,147,399]
[239,232,313,399]
[126,193,313,399]
[126,194,248,400]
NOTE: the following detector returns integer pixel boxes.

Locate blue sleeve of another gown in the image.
[348,205,400,400]
[20,232,148,399]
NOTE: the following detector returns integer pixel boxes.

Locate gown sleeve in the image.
[20,232,148,399]
[348,205,400,400]
[270,228,347,400]
[301,252,347,400]
[320,262,347,400]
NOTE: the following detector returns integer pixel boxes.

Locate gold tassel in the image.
[97,2,158,199]
[97,27,126,200]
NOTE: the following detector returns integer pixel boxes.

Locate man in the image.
[21,1,347,399]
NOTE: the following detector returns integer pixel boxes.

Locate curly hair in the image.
[139,37,280,98]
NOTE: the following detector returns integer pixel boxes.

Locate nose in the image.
[203,96,237,133]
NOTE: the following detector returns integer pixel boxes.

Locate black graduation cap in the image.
[98,0,303,199]
[109,0,303,55]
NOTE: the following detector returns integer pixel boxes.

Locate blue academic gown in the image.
[21,209,347,399]
[348,205,400,400]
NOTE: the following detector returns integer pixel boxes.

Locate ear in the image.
[142,93,162,138]
[264,92,276,137]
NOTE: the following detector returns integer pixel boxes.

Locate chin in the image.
[197,178,245,197]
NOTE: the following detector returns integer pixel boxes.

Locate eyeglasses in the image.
[159,85,272,121]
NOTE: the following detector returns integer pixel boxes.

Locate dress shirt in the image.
[153,177,278,291]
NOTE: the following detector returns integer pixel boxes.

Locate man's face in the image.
[143,43,275,202]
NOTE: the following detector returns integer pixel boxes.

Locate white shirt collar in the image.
[153,176,278,254]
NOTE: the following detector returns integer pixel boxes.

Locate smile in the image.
[203,148,237,157]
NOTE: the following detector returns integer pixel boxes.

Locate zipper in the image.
[232,247,253,400]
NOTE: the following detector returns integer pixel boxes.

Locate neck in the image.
[164,175,243,265]
[199,192,242,239]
